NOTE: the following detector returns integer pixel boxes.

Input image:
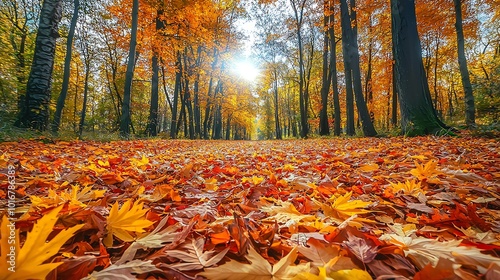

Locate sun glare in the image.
[233,60,260,82]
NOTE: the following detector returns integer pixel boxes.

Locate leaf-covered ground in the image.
[1,137,500,279]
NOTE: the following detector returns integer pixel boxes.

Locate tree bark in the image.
[319,0,331,136]
[273,70,282,139]
[170,52,182,139]
[16,0,63,130]
[146,9,163,137]
[340,0,377,136]
[193,46,202,138]
[147,54,160,136]
[291,0,309,138]
[453,0,475,127]
[391,0,449,135]
[119,0,139,138]
[52,0,79,133]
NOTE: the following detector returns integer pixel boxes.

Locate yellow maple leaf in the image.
[198,246,310,280]
[87,163,106,175]
[324,192,372,219]
[205,177,218,191]
[30,185,105,209]
[358,163,379,172]
[410,160,442,180]
[130,155,149,169]
[104,199,155,246]
[260,199,317,232]
[242,176,264,185]
[282,164,295,172]
[0,206,84,280]
[98,159,110,167]
[389,180,425,196]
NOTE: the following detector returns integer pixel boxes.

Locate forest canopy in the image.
[0,0,499,139]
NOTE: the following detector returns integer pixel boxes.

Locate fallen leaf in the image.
[81,259,159,280]
[198,246,310,280]
[166,238,229,270]
[104,199,155,246]
[0,206,84,280]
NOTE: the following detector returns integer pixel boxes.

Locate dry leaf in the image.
[104,199,155,246]
[82,260,159,280]
[198,246,310,280]
[1,206,83,280]
[166,238,229,270]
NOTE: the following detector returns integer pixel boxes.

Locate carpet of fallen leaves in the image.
[1,136,500,280]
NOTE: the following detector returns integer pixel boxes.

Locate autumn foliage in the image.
[1,137,500,279]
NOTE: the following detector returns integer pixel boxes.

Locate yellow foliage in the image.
[0,206,83,280]
[389,180,425,196]
[104,199,155,246]
[329,269,373,280]
[30,185,105,209]
[410,160,442,180]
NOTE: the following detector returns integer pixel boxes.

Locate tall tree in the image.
[391,0,448,135]
[340,0,377,136]
[319,0,331,136]
[146,8,163,137]
[290,0,309,138]
[119,0,139,138]
[52,0,79,133]
[16,0,63,130]
[453,0,475,127]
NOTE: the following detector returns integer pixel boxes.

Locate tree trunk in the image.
[291,0,309,138]
[391,0,449,135]
[119,0,139,138]
[193,46,202,138]
[146,9,163,137]
[340,0,377,137]
[183,68,195,139]
[319,0,331,136]
[170,52,182,139]
[147,54,159,136]
[340,1,354,136]
[78,61,90,139]
[213,102,223,139]
[16,0,63,130]
[203,48,219,139]
[225,114,232,140]
[52,0,79,133]
[453,0,475,127]
[329,8,341,136]
[273,70,282,139]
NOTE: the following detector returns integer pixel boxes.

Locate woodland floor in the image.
[1,136,500,279]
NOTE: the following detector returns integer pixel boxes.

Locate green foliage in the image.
[473,58,500,124]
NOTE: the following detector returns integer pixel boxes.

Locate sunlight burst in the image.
[232,60,260,82]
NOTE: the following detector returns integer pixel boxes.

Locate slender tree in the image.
[340,0,377,136]
[16,0,63,130]
[119,0,139,138]
[391,0,449,135]
[453,0,475,127]
[52,0,79,133]
[146,9,163,137]
[290,0,309,138]
[319,0,331,136]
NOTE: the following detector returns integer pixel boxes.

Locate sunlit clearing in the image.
[233,60,260,82]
